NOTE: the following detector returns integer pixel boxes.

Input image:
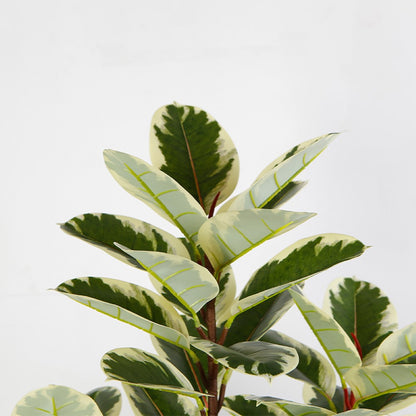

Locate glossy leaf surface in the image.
[150,103,239,212]
[345,365,416,404]
[87,386,121,416]
[220,133,337,212]
[222,395,281,416]
[262,330,336,398]
[324,277,397,364]
[191,339,298,378]
[198,208,315,270]
[104,149,207,243]
[12,385,103,416]
[225,234,366,345]
[101,348,207,398]
[115,249,219,315]
[61,213,189,268]
[123,384,198,416]
[56,277,189,349]
[290,289,361,379]
[252,397,335,415]
[376,322,416,365]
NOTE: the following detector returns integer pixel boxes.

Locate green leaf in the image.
[191,339,298,378]
[87,387,121,416]
[303,385,344,413]
[150,103,239,212]
[261,330,336,399]
[114,249,219,318]
[12,385,103,416]
[56,277,190,350]
[219,133,337,212]
[290,288,362,381]
[103,149,207,244]
[101,348,208,399]
[198,208,315,271]
[252,397,335,415]
[359,391,416,414]
[222,395,282,416]
[376,322,416,365]
[123,384,199,416]
[345,364,416,404]
[60,213,190,268]
[224,234,367,346]
[324,277,397,365]
[225,276,310,327]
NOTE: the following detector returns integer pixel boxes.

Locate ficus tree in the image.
[12,104,416,416]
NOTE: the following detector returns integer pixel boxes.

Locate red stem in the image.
[350,332,363,359]
[208,191,221,218]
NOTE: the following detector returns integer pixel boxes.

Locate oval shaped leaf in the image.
[252,397,335,416]
[60,213,190,268]
[290,288,362,380]
[224,234,367,346]
[323,277,397,365]
[87,386,121,416]
[303,385,344,413]
[103,149,207,244]
[191,339,298,379]
[345,365,416,404]
[12,385,103,416]
[101,348,207,399]
[222,395,282,416]
[198,208,315,270]
[56,277,190,349]
[150,103,239,212]
[115,248,219,316]
[123,384,199,416]
[219,133,337,212]
[376,322,416,365]
[261,330,336,399]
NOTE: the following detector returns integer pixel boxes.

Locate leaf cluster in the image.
[12,104,416,416]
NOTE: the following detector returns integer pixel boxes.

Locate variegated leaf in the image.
[150,103,239,212]
[101,348,208,399]
[252,397,335,415]
[103,149,207,244]
[219,133,337,212]
[123,384,199,416]
[261,180,307,209]
[345,365,416,404]
[12,385,103,416]
[222,395,282,416]
[290,289,362,380]
[216,266,236,324]
[224,234,367,346]
[303,385,344,413]
[359,391,416,414]
[198,208,315,271]
[191,339,298,378]
[114,248,219,316]
[337,411,380,416]
[376,322,416,365]
[261,330,336,399]
[60,213,190,268]
[56,277,190,349]
[324,277,397,365]
[87,386,121,416]
[225,276,310,327]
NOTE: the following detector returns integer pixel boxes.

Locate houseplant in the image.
[12,103,416,415]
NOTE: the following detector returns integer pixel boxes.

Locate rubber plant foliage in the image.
[12,104,416,416]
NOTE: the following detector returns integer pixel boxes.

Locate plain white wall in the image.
[2,1,416,414]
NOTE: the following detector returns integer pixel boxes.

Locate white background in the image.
[2,1,416,415]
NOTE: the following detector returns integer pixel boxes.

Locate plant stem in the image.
[205,298,218,415]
